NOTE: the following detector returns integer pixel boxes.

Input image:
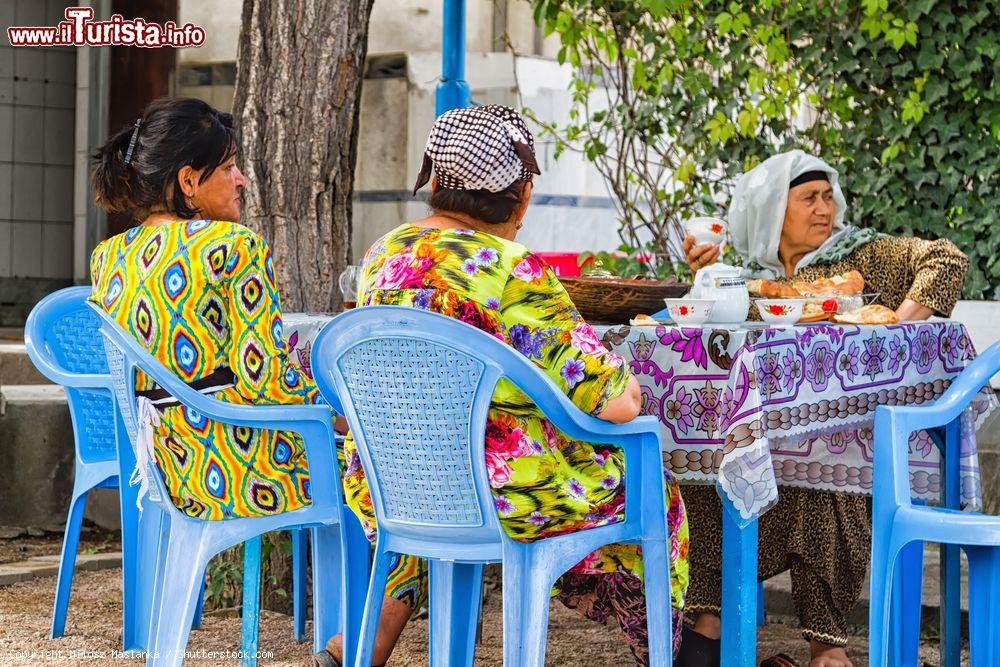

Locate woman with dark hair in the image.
[316,105,690,667]
[89,97,324,520]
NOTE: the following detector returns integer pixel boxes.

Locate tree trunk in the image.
[233,0,374,312]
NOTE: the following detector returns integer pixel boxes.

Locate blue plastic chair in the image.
[870,340,1000,666]
[25,286,164,648]
[89,302,370,666]
[26,288,317,654]
[311,306,675,667]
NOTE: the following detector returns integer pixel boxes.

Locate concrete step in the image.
[0,385,120,531]
[0,340,49,386]
[0,551,121,586]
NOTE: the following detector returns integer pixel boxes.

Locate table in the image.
[595,320,996,666]
[284,313,997,665]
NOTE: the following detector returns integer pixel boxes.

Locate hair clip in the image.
[124,118,142,165]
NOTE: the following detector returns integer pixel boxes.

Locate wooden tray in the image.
[558,276,690,323]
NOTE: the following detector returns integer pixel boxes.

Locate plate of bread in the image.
[630,314,671,326]
[747,270,899,325]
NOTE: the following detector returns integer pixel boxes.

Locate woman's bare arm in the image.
[597,375,642,423]
[895,298,934,321]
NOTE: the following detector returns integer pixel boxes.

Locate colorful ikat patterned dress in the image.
[89,220,321,520]
[343,224,690,663]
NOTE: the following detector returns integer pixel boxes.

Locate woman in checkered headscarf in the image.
[317,106,689,667]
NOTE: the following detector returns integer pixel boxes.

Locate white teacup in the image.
[662,298,715,326]
[684,216,726,246]
[755,298,806,326]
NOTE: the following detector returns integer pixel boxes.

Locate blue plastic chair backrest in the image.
[337,334,486,527]
[311,306,609,546]
[24,287,117,463]
[875,339,1000,508]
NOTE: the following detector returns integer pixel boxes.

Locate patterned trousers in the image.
[682,485,871,647]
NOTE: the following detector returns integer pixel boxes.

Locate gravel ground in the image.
[0,557,964,666]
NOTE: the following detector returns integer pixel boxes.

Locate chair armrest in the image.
[23,339,114,390]
[138,360,343,506]
[27,360,113,391]
[140,367,335,430]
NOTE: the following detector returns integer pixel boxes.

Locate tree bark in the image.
[233,0,374,312]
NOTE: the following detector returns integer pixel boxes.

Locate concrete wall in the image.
[178,0,242,65]
[177,0,558,64]
[0,1,78,283]
[0,386,77,532]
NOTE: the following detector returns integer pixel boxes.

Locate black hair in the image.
[427,178,530,225]
[92,97,237,221]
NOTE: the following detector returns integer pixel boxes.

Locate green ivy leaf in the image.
[717,12,733,36]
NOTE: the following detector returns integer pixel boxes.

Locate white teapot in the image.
[689,262,750,324]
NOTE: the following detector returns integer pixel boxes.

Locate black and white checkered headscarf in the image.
[412,105,541,195]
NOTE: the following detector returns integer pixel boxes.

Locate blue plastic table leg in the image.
[292,528,308,642]
[241,536,262,667]
[721,497,758,667]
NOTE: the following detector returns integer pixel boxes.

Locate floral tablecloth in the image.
[595,321,996,521]
[283,314,996,523]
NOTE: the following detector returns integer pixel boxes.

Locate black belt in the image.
[136,366,236,409]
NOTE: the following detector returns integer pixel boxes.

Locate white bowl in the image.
[662,298,715,326]
[756,298,806,326]
[684,216,726,246]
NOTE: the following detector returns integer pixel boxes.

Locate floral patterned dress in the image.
[342,224,689,662]
[90,220,322,519]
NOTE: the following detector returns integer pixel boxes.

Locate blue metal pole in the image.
[437,0,471,116]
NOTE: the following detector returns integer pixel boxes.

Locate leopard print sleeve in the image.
[851,237,968,317]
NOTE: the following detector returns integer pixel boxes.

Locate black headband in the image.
[789,170,829,189]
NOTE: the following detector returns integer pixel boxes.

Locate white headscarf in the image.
[728,149,850,277]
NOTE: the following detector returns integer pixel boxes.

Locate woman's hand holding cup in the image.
[683,235,721,274]
[682,216,725,274]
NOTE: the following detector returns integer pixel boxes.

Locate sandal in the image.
[310,650,385,667]
[759,654,798,667]
[312,652,340,667]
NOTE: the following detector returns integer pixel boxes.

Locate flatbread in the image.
[747,279,804,298]
[833,304,898,325]
[792,270,865,297]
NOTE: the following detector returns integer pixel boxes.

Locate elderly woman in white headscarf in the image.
[677,150,968,667]
[685,149,968,320]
